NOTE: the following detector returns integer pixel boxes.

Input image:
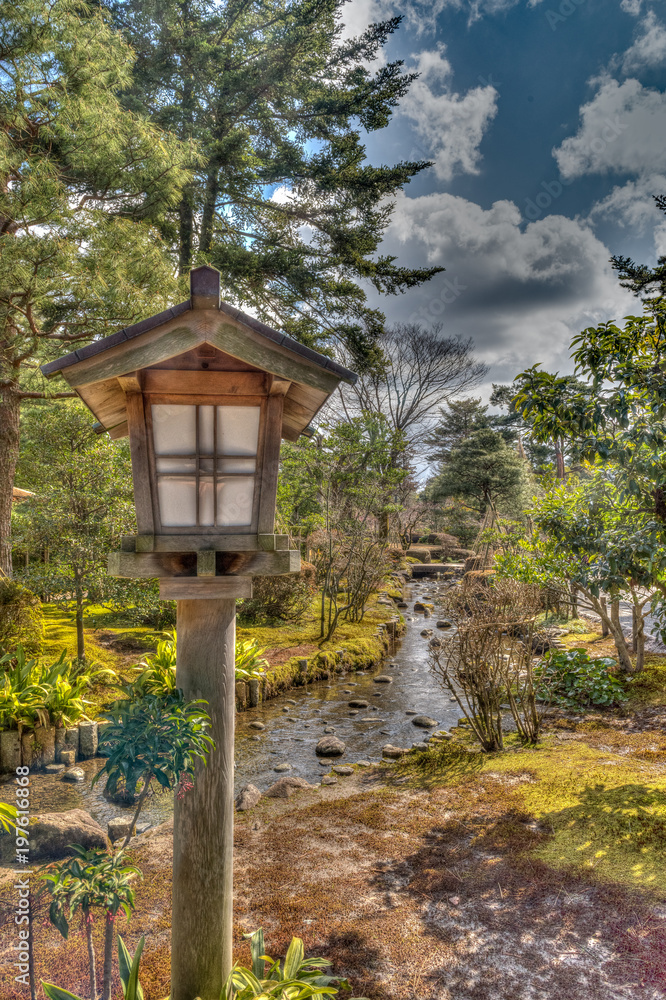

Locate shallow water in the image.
[0,578,463,839]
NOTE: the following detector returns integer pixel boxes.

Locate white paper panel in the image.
[152,405,196,455]
[217,457,256,474]
[199,478,215,526]
[216,477,255,526]
[157,476,197,527]
[199,406,214,454]
[156,457,196,473]
[217,406,260,456]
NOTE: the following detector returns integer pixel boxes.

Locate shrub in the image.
[235,639,268,681]
[237,562,316,625]
[431,579,544,750]
[0,579,43,656]
[129,633,269,698]
[0,646,95,730]
[534,648,626,709]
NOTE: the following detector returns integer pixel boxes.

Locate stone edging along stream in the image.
[0,580,411,775]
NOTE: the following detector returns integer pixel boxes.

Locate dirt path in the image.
[5,742,664,1000]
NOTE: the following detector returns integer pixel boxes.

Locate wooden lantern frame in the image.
[41,265,357,598]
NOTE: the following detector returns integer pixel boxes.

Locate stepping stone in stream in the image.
[249,721,265,730]
[349,699,369,708]
[405,710,418,716]
[332,765,354,776]
[373,675,393,683]
[274,762,292,772]
[324,727,336,733]
[412,716,438,728]
[316,736,345,757]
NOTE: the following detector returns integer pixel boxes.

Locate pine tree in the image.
[0,0,192,574]
[108,0,441,357]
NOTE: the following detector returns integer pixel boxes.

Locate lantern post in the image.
[41,267,356,1000]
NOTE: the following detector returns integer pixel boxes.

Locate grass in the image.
[33,589,404,716]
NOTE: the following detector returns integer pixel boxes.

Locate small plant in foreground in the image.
[222,927,364,1000]
[40,847,139,1000]
[234,639,268,682]
[129,632,268,695]
[534,648,626,709]
[42,933,145,1000]
[0,646,101,730]
[94,695,214,846]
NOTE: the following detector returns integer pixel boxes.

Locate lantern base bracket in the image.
[108,547,300,579]
[119,532,290,553]
[159,577,252,600]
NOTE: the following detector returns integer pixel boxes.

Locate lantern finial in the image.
[190,265,221,310]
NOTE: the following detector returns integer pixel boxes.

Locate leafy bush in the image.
[101,578,177,629]
[235,639,268,681]
[0,646,97,730]
[0,579,43,656]
[237,562,316,625]
[129,632,269,696]
[225,927,360,1000]
[534,648,626,709]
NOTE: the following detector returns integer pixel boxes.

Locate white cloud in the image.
[399,46,498,181]
[590,173,666,231]
[621,10,666,72]
[554,77,666,179]
[373,191,635,380]
[621,0,643,15]
[341,0,542,36]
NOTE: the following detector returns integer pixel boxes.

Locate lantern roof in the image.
[41,266,357,441]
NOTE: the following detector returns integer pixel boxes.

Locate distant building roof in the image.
[12,487,34,502]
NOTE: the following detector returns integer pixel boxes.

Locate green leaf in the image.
[42,984,84,1000]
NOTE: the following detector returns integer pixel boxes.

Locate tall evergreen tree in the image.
[108,0,441,357]
[0,0,192,574]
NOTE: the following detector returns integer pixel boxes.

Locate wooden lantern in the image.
[42,265,356,598]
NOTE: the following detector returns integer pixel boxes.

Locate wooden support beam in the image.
[257,393,284,534]
[142,370,268,396]
[124,391,154,534]
[160,577,252,600]
[108,548,300,578]
[197,551,216,577]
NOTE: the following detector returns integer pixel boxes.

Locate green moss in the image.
[625,655,666,705]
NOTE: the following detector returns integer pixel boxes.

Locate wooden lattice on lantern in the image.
[41,266,357,599]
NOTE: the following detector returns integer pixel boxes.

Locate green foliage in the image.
[234,640,269,682]
[0,646,97,729]
[0,579,43,656]
[534,649,626,709]
[0,801,18,833]
[130,631,178,699]
[41,845,140,939]
[14,400,137,659]
[109,0,439,358]
[100,579,176,630]
[428,427,532,518]
[238,564,317,626]
[221,928,359,1000]
[94,695,214,801]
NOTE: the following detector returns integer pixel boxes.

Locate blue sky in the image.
[342,0,666,395]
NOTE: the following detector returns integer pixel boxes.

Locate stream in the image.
[0,577,464,841]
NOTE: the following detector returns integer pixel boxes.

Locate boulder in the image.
[411,742,429,751]
[332,765,354,776]
[29,809,110,859]
[248,721,265,731]
[264,776,314,799]
[315,735,345,757]
[273,762,292,772]
[437,620,453,629]
[373,675,393,684]
[59,748,76,767]
[235,784,262,811]
[108,816,133,842]
[78,721,98,759]
[348,699,369,708]
[382,745,407,759]
[44,763,65,774]
[420,629,433,637]
[412,716,438,728]
[0,730,21,771]
[62,766,85,782]
[321,775,338,785]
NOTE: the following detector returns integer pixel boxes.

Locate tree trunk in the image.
[0,380,21,576]
[75,580,85,661]
[171,598,236,1000]
[85,912,97,1000]
[569,581,578,618]
[378,510,390,541]
[101,912,114,1000]
[555,438,565,480]
[200,165,219,255]
[609,594,633,673]
[600,596,609,637]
